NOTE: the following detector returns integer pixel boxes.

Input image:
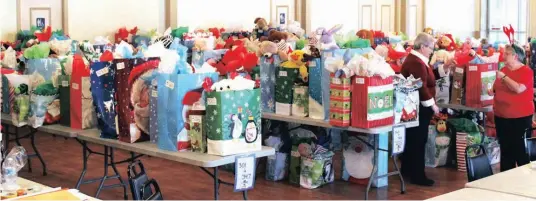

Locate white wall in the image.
[271,0,296,28]
[309,0,360,34]
[0,0,18,41]
[68,0,165,41]
[176,0,270,31]
[425,0,475,39]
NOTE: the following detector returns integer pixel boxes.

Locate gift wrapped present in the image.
[300,145,335,189]
[275,68,299,115]
[115,58,160,143]
[265,135,289,181]
[465,63,497,108]
[450,66,465,105]
[26,58,61,128]
[324,53,355,127]
[351,75,394,128]
[292,85,308,117]
[289,128,316,185]
[425,125,452,168]
[3,73,30,127]
[149,78,158,143]
[90,61,117,139]
[393,74,422,124]
[260,56,281,113]
[206,84,261,156]
[189,105,206,153]
[2,68,17,114]
[57,73,70,127]
[435,76,450,104]
[70,55,96,130]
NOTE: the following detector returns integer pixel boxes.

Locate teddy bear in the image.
[258,41,288,62]
[356,29,374,47]
[267,30,293,56]
[253,17,273,41]
[437,34,456,51]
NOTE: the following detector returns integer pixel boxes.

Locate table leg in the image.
[109,148,128,200]
[30,128,47,176]
[75,140,88,189]
[364,133,389,200]
[242,190,248,200]
[392,154,406,194]
[95,146,110,198]
[214,167,219,200]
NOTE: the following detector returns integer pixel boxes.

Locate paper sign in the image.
[455,68,464,74]
[207,97,217,106]
[309,61,316,67]
[117,62,125,70]
[332,78,342,85]
[392,125,406,155]
[279,71,287,77]
[151,90,157,97]
[96,67,109,77]
[72,83,79,90]
[234,154,256,192]
[295,87,305,94]
[165,80,175,89]
[62,81,69,87]
[355,78,365,84]
[469,66,478,71]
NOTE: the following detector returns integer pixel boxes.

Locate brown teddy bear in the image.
[254,17,274,41]
[356,29,374,47]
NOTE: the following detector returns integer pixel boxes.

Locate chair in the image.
[141,179,164,200]
[525,128,536,161]
[128,160,153,200]
[465,144,493,182]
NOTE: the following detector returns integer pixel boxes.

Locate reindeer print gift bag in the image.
[90,61,118,139]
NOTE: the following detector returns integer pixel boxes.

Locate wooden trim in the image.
[360,5,373,30]
[16,0,21,31]
[400,0,407,33]
[276,5,290,26]
[302,0,308,33]
[62,0,68,34]
[294,0,298,22]
[165,0,170,28]
[270,0,273,24]
[380,5,392,32]
[169,0,177,28]
[473,0,481,38]
[421,0,425,33]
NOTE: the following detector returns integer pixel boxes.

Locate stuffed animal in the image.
[423,27,434,35]
[386,44,408,74]
[281,50,311,81]
[317,25,343,50]
[258,41,288,61]
[356,29,374,47]
[438,34,457,51]
[253,17,273,41]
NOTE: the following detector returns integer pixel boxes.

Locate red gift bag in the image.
[351,75,394,128]
[329,73,352,127]
[465,63,498,108]
[70,55,96,130]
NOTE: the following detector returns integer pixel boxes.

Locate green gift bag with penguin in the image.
[205,88,262,156]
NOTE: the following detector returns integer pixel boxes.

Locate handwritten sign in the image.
[234,154,256,192]
[392,125,406,156]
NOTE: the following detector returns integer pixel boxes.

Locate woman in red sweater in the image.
[491,44,534,172]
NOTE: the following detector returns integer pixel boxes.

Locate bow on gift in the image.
[503,24,515,44]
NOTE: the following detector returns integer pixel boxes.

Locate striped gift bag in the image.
[456,132,468,172]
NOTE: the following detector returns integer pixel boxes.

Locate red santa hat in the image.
[444,34,457,51]
[127,60,160,86]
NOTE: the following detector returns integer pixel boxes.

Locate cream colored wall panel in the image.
[309,0,359,33]
[0,0,18,40]
[359,0,375,30]
[376,0,394,32]
[176,0,270,31]
[408,5,418,38]
[530,0,536,37]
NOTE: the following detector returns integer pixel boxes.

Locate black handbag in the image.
[128,160,152,200]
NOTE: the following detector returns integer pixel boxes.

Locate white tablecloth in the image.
[465,163,536,199]
[427,188,534,200]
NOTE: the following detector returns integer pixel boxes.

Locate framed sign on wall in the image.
[30,7,51,29]
[276,5,289,27]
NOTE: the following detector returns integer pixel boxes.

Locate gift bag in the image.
[351,75,394,128]
[189,109,206,153]
[300,151,335,189]
[206,89,262,156]
[90,61,117,139]
[329,73,351,127]
[465,63,497,108]
[425,125,452,167]
[191,49,227,69]
[70,55,96,130]
[289,128,316,185]
[114,58,160,143]
[2,73,11,114]
[275,68,299,115]
[308,57,328,120]
[3,73,30,127]
[450,67,465,105]
[393,75,421,124]
[455,132,482,172]
[26,58,61,128]
[157,72,219,152]
[292,86,309,117]
[266,152,289,181]
[435,76,450,104]
[342,134,374,185]
[57,75,70,126]
[260,56,280,113]
[149,78,158,143]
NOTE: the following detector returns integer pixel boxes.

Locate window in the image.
[425,0,476,40]
[484,0,529,44]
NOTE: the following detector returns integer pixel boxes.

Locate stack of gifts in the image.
[324,51,355,127]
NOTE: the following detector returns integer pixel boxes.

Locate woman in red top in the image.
[491,44,534,172]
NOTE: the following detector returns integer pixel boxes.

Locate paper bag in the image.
[435,76,450,104]
[292,86,308,117]
[3,74,30,127]
[275,68,299,115]
[329,73,351,127]
[90,61,117,139]
[260,56,280,113]
[425,125,451,167]
[465,63,497,108]
[71,55,96,130]
[450,67,465,105]
[351,75,394,128]
[26,58,61,128]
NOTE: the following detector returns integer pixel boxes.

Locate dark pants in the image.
[495,115,532,172]
[401,104,434,179]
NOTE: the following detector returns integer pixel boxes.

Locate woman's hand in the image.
[432,104,440,114]
[497,71,505,79]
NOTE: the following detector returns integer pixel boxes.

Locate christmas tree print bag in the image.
[90,61,117,139]
[157,72,219,152]
[275,68,299,115]
[206,88,262,156]
[25,58,62,128]
[3,73,30,127]
[260,55,280,113]
[115,58,160,143]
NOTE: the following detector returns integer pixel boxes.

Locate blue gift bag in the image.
[191,49,228,69]
[25,58,61,128]
[157,72,219,151]
[149,73,159,143]
[90,61,118,139]
[260,56,281,113]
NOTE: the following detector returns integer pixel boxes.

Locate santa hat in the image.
[127,60,160,86]
[388,44,408,60]
[444,34,457,51]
